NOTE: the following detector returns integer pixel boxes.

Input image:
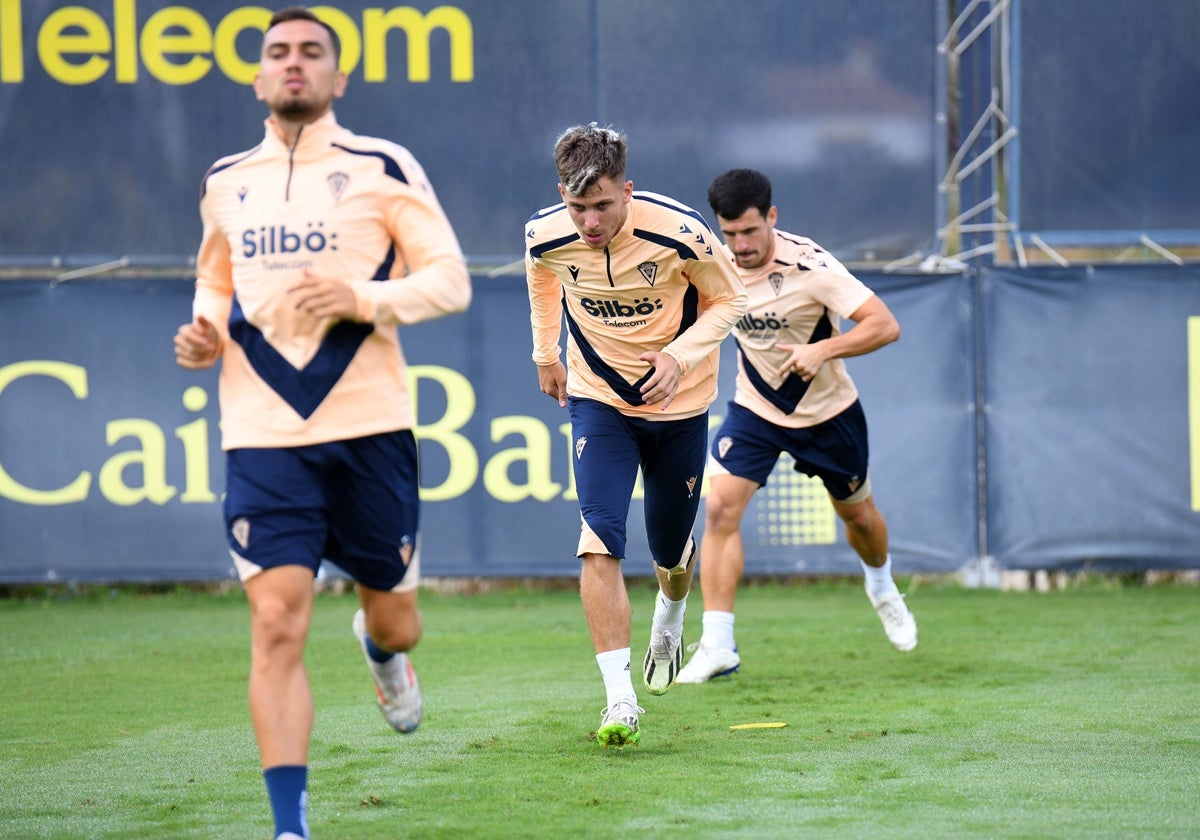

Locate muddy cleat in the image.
[675,642,741,684]
[596,695,644,747]
[353,609,423,732]
[870,593,918,652]
[642,626,683,695]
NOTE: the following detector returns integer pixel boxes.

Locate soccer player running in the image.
[525,124,747,746]
[172,8,470,839]
[676,168,916,686]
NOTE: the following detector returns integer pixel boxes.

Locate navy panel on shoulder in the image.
[529,232,581,259]
[331,143,408,184]
[634,193,713,232]
[632,229,698,261]
[200,145,262,200]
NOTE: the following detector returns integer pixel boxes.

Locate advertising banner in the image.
[0,0,939,265]
[0,269,977,582]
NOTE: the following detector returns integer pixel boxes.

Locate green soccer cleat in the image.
[596,696,644,747]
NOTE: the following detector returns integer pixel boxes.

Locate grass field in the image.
[1,577,1197,839]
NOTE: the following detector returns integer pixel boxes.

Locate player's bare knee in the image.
[704,495,742,534]
[371,613,422,653]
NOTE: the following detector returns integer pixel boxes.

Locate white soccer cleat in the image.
[675,642,741,684]
[352,609,423,733]
[642,625,683,695]
[596,695,644,747]
[870,593,918,652]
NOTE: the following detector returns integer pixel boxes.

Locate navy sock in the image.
[364,635,396,664]
[263,764,308,839]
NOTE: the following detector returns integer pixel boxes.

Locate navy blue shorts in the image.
[223,430,420,591]
[568,397,707,567]
[710,400,870,501]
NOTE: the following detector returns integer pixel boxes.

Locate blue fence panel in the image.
[982,266,1200,570]
[0,269,978,582]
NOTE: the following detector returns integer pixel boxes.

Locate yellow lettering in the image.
[483,416,562,502]
[177,386,216,503]
[1,0,22,83]
[140,6,211,85]
[15,4,476,86]
[113,0,137,82]
[362,5,473,83]
[0,361,91,504]
[310,5,362,77]
[409,364,478,501]
[212,7,270,85]
[99,419,176,505]
[37,6,111,86]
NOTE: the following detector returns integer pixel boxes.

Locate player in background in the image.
[525,124,747,746]
[676,168,915,685]
[172,8,470,838]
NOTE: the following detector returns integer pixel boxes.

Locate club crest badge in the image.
[327,172,350,202]
[232,517,250,550]
[637,261,659,286]
[717,436,733,459]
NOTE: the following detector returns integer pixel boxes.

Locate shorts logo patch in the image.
[232,517,250,550]
[717,436,733,459]
[686,475,698,498]
[399,536,414,564]
[575,435,588,459]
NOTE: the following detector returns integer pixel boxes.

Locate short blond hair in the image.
[553,123,627,196]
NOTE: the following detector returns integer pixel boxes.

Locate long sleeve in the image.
[192,188,234,341]
[354,150,471,325]
[526,254,565,365]
[660,255,747,378]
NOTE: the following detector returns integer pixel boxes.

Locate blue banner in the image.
[982,266,1200,570]
[5,266,1200,582]
[0,269,981,582]
[0,0,939,265]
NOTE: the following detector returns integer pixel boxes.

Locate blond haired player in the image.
[525,124,746,746]
[677,169,915,686]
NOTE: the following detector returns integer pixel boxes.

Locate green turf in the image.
[1,577,1197,839]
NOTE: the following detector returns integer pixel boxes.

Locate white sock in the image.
[652,590,687,632]
[596,648,635,705]
[701,610,736,651]
[861,555,900,600]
